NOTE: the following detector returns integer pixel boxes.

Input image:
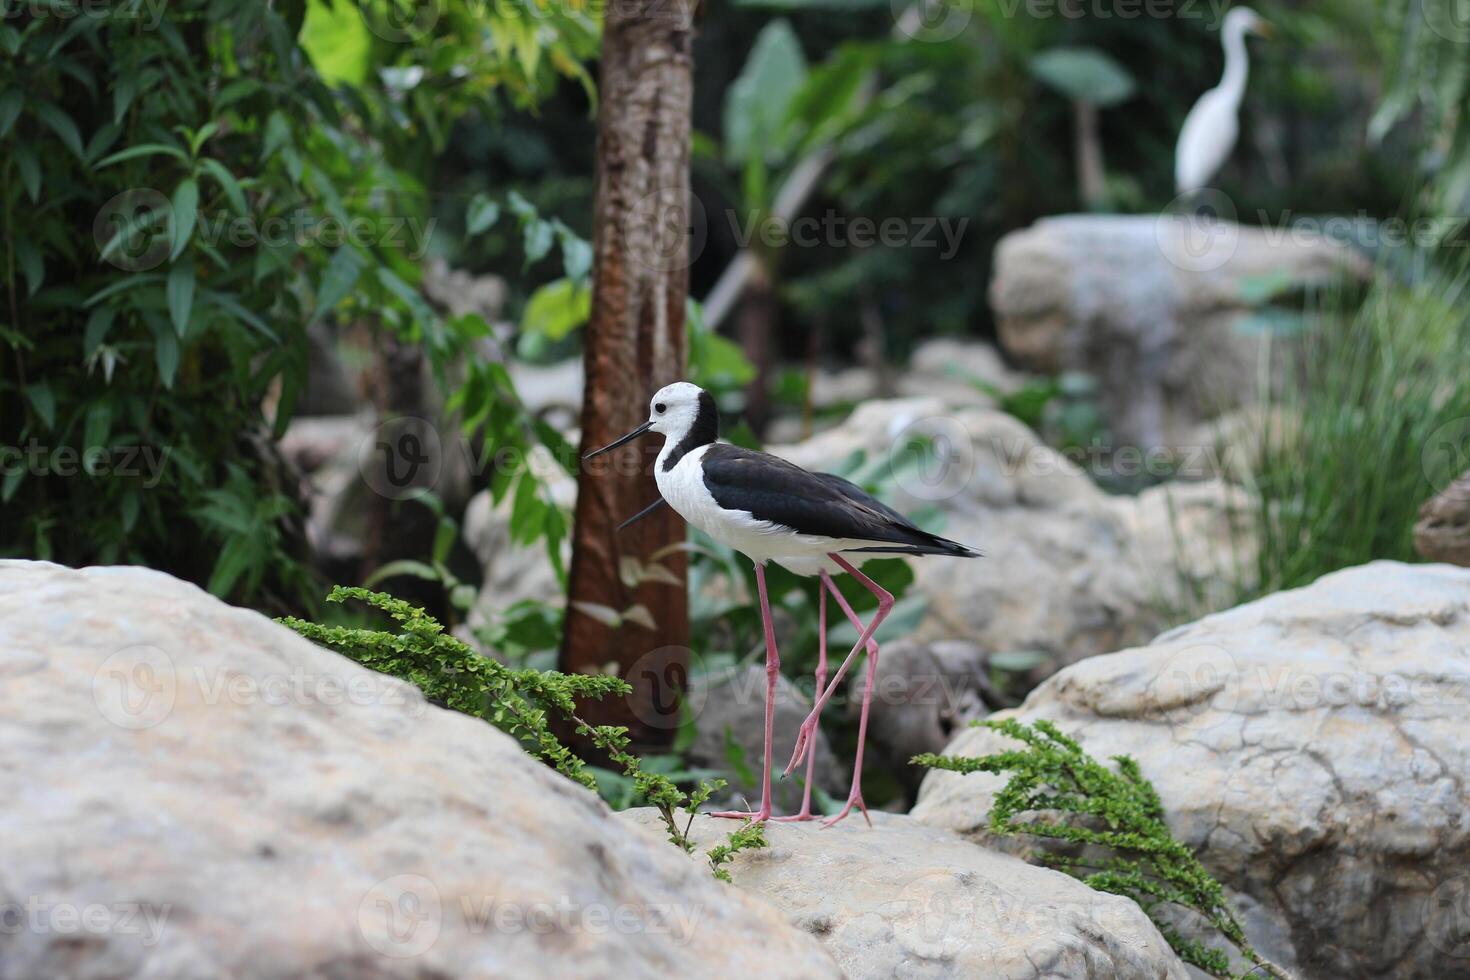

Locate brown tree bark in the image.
[558,1,696,749]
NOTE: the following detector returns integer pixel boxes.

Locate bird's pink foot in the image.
[783,715,819,776]
[770,810,820,822]
[822,792,872,829]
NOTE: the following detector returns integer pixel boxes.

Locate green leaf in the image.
[555,222,593,282]
[206,537,253,598]
[82,401,112,460]
[150,316,180,388]
[263,111,291,160]
[1029,47,1136,107]
[313,247,363,322]
[198,158,247,214]
[35,101,84,160]
[167,262,195,336]
[113,70,138,124]
[14,142,40,201]
[363,560,442,587]
[2,466,23,502]
[0,89,21,139]
[520,278,591,340]
[93,142,189,169]
[466,194,501,235]
[724,20,808,167]
[14,237,42,297]
[523,218,554,265]
[169,178,198,261]
[988,650,1050,673]
[25,382,55,429]
[120,491,140,532]
[84,306,116,357]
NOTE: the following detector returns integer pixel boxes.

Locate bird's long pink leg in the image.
[711,561,779,822]
[783,556,894,785]
[787,581,823,822]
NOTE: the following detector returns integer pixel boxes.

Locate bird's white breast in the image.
[654,443,844,570]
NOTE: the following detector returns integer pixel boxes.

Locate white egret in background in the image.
[1175,7,1274,196]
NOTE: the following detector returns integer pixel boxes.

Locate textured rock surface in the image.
[0,561,840,980]
[913,561,1470,980]
[620,810,1188,979]
[772,397,1253,665]
[990,214,1365,450]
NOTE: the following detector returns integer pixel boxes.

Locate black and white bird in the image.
[585,381,979,826]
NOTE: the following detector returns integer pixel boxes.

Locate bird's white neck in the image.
[1219,19,1250,103]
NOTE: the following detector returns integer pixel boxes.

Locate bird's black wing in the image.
[699,444,977,557]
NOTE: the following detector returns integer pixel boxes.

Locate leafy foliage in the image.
[1372,0,1470,209]
[1246,259,1470,596]
[281,586,764,877]
[705,820,770,882]
[914,719,1286,979]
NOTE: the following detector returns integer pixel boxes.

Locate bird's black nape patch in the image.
[662,389,720,471]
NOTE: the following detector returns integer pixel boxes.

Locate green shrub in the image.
[281,586,766,876]
[915,719,1286,979]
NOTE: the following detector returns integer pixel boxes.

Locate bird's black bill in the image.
[583,420,653,459]
[617,497,669,532]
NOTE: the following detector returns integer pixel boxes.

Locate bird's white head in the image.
[646,381,709,439]
[1224,6,1272,38]
[582,381,718,460]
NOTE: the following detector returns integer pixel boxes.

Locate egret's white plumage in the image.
[1175,7,1271,196]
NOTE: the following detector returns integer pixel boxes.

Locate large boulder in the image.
[913,561,1470,980]
[771,397,1253,667]
[0,561,840,979]
[989,214,1365,450]
[619,810,1188,979]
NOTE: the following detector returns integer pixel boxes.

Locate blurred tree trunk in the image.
[559,2,695,750]
[737,256,776,436]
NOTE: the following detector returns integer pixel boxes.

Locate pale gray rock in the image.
[990,214,1366,451]
[913,561,1470,980]
[0,561,841,980]
[619,810,1189,980]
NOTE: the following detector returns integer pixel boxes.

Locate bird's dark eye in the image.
[654,403,667,414]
